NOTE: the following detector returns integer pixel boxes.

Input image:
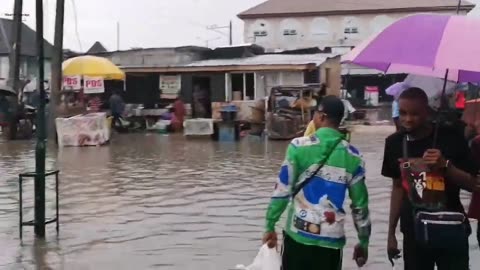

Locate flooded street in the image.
[0,126,479,270]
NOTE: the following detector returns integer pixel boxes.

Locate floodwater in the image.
[0,126,478,270]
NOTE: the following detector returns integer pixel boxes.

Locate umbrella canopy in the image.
[62,55,125,80]
[386,75,458,99]
[385,75,460,109]
[342,14,480,83]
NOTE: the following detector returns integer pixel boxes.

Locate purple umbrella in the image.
[342,14,480,83]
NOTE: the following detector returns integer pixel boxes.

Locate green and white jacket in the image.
[266,128,371,249]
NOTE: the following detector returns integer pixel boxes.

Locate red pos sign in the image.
[63,76,81,90]
[84,76,105,94]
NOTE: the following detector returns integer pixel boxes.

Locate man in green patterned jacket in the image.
[262,96,371,270]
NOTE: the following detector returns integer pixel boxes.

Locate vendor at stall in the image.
[109,90,125,127]
[171,97,185,132]
[87,94,103,112]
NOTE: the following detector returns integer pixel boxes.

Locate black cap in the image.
[317,95,344,121]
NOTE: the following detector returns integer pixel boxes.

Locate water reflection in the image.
[0,128,478,270]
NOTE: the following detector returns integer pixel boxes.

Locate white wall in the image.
[0,57,9,80]
[0,56,51,82]
[243,11,467,51]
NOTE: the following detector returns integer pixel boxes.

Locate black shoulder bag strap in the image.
[402,134,409,165]
[291,138,344,198]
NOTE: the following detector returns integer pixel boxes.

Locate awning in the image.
[121,53,337,73]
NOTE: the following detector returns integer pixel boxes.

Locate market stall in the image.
[56,112,110,147]
[57,56,126,146]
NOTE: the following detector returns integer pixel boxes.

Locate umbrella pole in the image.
[433,69,450,148]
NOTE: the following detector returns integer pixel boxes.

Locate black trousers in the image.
[403,230,469,270]
[281,233,342,270]
[477,225,480,248]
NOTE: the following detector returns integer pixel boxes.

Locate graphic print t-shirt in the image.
[381,127,476,233]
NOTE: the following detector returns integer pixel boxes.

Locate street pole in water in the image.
[7,0,23,140]
[34,0,46,238]
[48,0,65,142]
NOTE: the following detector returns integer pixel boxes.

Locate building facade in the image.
[0,18,53,81]
[238,0,474,52]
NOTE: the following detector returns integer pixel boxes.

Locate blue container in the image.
[218,125,235,142]
[220,105,238,122]
[215,121,240,142]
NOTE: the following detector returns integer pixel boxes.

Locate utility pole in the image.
[48,0,65,143]
[207,20,233,45]
[34,0,46,238]
[229,20,232,45]
[7,0,24,140]
[117,22,120,50]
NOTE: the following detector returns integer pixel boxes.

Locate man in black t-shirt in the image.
[381,87,479,270]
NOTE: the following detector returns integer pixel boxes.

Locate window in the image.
[279,19,301,49]
[283,29,297,36]
[310,17,331,42]
[343,17,360,36]
[230,73,255,101]
[254,30,268,37]
[344,27,359,34]
[250,20,270,43]
[304,69,320,84]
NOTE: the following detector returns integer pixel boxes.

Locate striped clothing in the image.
[266,127,371,249]
[88,97,103,112]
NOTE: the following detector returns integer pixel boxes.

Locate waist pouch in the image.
[414,211,468,249]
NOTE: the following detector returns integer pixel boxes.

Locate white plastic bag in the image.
[236,244,281,270]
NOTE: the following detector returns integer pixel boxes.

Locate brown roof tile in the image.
[238,0,475,19]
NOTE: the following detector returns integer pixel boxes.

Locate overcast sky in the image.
[1,0,264,51]
[1,0,480,52]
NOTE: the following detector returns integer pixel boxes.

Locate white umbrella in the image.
[403,74,458,98]
[386,74,460,109]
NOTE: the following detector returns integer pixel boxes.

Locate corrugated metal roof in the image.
[238,0,475,18]
[342,63,385,75]
[185,53,336,67]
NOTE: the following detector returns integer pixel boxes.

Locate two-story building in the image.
[238,0,474,104]
[238,0,474,52]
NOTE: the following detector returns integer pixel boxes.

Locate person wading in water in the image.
[263,95,371,270]
[382,87,480,270]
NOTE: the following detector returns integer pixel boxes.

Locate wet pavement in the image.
[0,126,479,270]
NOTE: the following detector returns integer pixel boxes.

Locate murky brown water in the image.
[0,126,478,270]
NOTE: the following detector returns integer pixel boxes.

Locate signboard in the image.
[160,75,181,99]
[364,86,379,107]
[63,76,81,90]
[84,76,105,94]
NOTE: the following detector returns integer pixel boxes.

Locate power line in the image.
[70,0,82,51]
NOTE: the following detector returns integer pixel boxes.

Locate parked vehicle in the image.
[266,85,318,140]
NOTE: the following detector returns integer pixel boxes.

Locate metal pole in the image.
[117,21,120,50]
[34,0,46,238]
[19,175,23,240]
[229,20,233,45]
[48,0,65,143]
[456,0,462,14]
[7,0,23,140]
